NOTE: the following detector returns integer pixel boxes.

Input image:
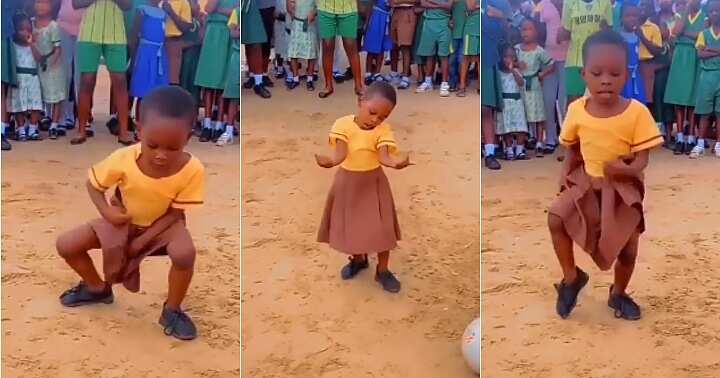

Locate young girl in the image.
[496,46,530,160]
[129,0,169,124]
[363,0,394,84]
[619,4,648,103]
[9,14,44,141]
[549,30,662,321]
[315,81,411,293]
[217,5,240,146]
[515,18,554,157]
[241,0,272,99]
[180,0,204,105]
[33,0,67,140]
[653,0,679,141]
[286,0,319,91]
[665,0,703,155]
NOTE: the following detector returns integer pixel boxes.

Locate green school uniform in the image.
[194,0,237,89]
[417,0,452,57]
[694,27,720,115]
[464,9,479,55]
[240,0,267,44]
[180,17,202,103]
[412,10,426,64]
[451,0,467,40]
[224,8,241,99]
[664,10,704,107]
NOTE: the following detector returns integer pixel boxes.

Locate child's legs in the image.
[14,112,25,128]
[78,73,98,135]
[516,132,527,145]
[109,72,130,139]
[424,56,436,79]
[449,39,462,86]
[1,83,7,124]
[29,110,40,125]
[377,251,390,272]
[365,53,375,75]
[216,95,226,123]
[502,134,514,146]
[51,102,62,123]
[291,58,300,77]
[613,231,640,296]
[341,36,363,91]
[135,98,142,123]
[321,38,336,90]
[245,43,264,76]
[203,89,216,119]
[688,107,696,136]
[698,115,711,141]
[439,56,449,82]
[458,55,469,89]
[548,213,577,283]
[307,59,317,75]
[227,100,239,127]
[536,121,546,144]
[481,106,495,145]
[56,224,105,291]
[390,47,399,73]
[165,228,197,309]
[675,105,685,135]
[401,47,411,77]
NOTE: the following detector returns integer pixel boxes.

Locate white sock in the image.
[254,74,263,85]
[28,124,38,133]
[484,144,495,156]
[293,76,300,83]
[203,117,212,129]
[215,121,224,131]
[17,126,26,136]
[50,122,58,130]
[696,138,705,149]
[110,113,117,120]
[365,72,372,78]
[424,76,432,85]
[286,71,294,80]
[390,71,398,78]
[676,132,684,143]
[225,125,234,134]
[515,144,525,155]
[688,135,696,144]
[1,122,7,134]
[715,142,720,150]
[441,81,448,87]
[307,76,313,83]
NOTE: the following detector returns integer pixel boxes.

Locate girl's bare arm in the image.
[378,146,412,169]
[86,181,132,225]
[128,208,185,255]
[315,140,349,168]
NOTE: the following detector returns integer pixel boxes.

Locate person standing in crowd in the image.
[316,0,364,98]
[258,0,277,86]
[242,0,272,98]
[1,0,20,151]
[57,0,85,135]
[163,0,194,85]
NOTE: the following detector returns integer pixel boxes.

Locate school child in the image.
[411,5,426,86]
[561,0,613,103]
[196,0,236,140]
[32,0,67,140]
[652,0,677,140]
[162,0,193,86]
[1,0,21,151]
[315,82,411,293]
[636,0,663,110]
[241,0,272,99]
[8,14,44,141]
[415,0,452,96]
[448,0,466,92]
[456,0,479,97]
[619,4,647,103]
[389,0,416,89]
[362,0,394,84]
[689,0,720,158]
[286,0,319,90]
[665,0,703,155]
[273,0,290,79]
[56,86,205,341]
[129,1,170,123]
[516,18,554,156]
[73,0,133,145]
[549,30,662,321]
[179,0,203,104]
[218,5,240,146]
[496,45,530,160]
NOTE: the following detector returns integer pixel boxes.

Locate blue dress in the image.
[362,0,393,54]
[621,31,647,103]
[130,5,169,99]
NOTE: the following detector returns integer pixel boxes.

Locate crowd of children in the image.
[240,0,481,99]
[481,0,720,171]
[1,0,241,152]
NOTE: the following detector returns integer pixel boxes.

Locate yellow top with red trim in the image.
[328,115,398,172]
[560,98,662,178]
[88,144,205,226]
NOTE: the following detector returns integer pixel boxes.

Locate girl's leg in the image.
[74,72,97,143]
[401,47,412,77]
[56,224,106,291]
[457,56,468,96]
[390,47,399,75]
[377,251,390,273]
[341,36,364,95]
[1,83,8,124]
[612,232,640,297]
[365,53,374,82]
[307,59,317,76]
[291,58,300,79]
[440,57,449,83]
[165,236,196,309]
[320,38,336,97]
[548,213,578,284]
[109,72,131,143]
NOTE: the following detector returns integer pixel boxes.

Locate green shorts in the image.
[78,42,128,73]
[416,18,452,57]
[694,69,720,115]
[463,34,479,56]
[318,11,359,39]
[565,66,585,97]
[481,64,499,108]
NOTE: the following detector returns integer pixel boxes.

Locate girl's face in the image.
[710,2,720,24]
[675,0,687,13]
[34,0,53,17]
[622,6,641,31]
[639,0,654,19]
[502,48,517,68]
[356,96,394,130]
[659,0,673,11]
[688,0,700,12]
[15,20,32,43]
[520,21,537,43]
[581,43,628,105]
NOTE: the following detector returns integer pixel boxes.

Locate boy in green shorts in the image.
[690,0,720,158]
[316,0,364,98]
[415,0,453,96]
[560,0,612,101]
[457,0,478,97]
[73,0,134,146]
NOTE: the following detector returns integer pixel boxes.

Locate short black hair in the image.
[12,13,30,32]
[582,29,628,64]
[364,81,397,106]
[140,86,197,125]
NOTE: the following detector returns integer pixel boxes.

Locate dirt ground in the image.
[482,151,720,377]
[1,70,240,377]
[241,82,481,376]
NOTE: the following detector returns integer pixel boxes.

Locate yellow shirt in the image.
[165,0,192,37]
[560,98,662,178]
[695,27,720,48]
[88,144,205,227]
[329,115,398,172]
[228,7,238,27]
[639,20,662,60]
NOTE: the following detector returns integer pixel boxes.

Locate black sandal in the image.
[340,255,368,280]
[554,267,589,319]
[60,281,113,307]
[319,89,334,98]
[608,285,641,320]
[375,270,401,293]
[159,304,197,340]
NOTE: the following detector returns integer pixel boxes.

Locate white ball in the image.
[461,317,480,375]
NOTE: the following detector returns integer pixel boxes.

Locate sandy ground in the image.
[482,151,720,377]
[241,82,481,376]
[1,70,240,377]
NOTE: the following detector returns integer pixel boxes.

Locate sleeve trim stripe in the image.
[90,167,109,190]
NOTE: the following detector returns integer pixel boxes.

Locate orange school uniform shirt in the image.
[559,98,662,178]
[88,144,205,227]
[329,115,398,172]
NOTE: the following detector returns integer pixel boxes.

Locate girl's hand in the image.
[102,205,132,226]
[517,61,527,71]
[315,154,335,168]
[507,60,514,70]
[394,153,413,169]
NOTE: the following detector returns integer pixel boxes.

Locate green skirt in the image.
[1,38,17,86]
[481,64,500,108]
[180,45,201,103]
[223,47,241,99]
[652,66,674,123]
[241,0,267,45]
[664,43,699,106]
[194,20,231,89]
[412,15,425,65]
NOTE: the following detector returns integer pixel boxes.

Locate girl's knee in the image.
[170,245,196,269]
[547,213,564,233]
[56,231,79,259]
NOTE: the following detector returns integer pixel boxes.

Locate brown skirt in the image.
[89,217,188,292]
[548,162,645,270]
[318,167,401,255]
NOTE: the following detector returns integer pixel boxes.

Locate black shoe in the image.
[199,127,212,142]
[554,267,589,319]
[608,285,641,320]
[343,67,353,79]
[262,75,274,87]
[333,72,346,83]
[307,80,315,91]
[212,128,223,142]
[243,77,254,89]
[59,282,113,307]
[673,141,684,155]
[1,135,11,151]
[340,256,369,280]
[85,128,95,138]
[253,84,272,99]
[159,305,197,340]
[39,117,52,132]
[56,127,66,137]
[49,128,59,140]
[106,117,120,136]
[484,155,501,170]
[287,80,299,90]
[685,142,695,155]
[375,270,401,293]
[63,119,76,130]
[364,76,374,86]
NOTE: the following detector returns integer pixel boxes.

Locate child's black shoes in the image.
[608,285,642,320]
[340,256,368,280]
[59,281,114,307]
[375,270,401,293]
[554,267,589,319]
[159,305,197,341]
